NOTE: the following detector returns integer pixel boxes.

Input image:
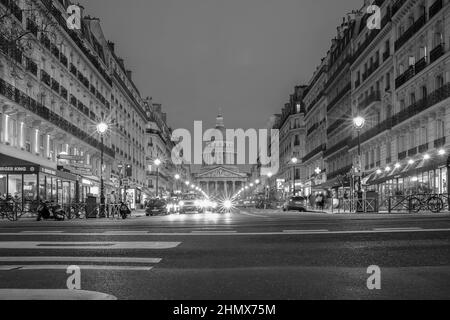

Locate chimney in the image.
[107,41,115,53]
[117,58,125,69]
[126,70,132,80]
[76,3,85,18]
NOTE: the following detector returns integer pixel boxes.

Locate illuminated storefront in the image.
[0,164,78,210]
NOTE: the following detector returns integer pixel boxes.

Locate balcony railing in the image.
[324,137,351,158]
[434,137,446,148]
[327,83,351,112]
[430,43,444,64]
[0,77,115,158]
[327,118,346,135]
[414,57,427,74]
[359,91,381,110]
[395,14,426,52]
[429,0,443,20]
[392,0,407,17]
[395,66,415,89]
[303,144,326,163]
[418,143,429,154]
[407,147,418,157]
[398,151,407,160]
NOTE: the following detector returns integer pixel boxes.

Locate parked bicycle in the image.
[410,194,445,213]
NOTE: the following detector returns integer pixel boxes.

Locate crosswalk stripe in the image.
[2,265,153,271]
[0,241,180,250]
[0,257,162,263]
[283,230,329,233]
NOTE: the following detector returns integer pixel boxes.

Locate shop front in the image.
[367,158,449,206]
[0,164,78,211]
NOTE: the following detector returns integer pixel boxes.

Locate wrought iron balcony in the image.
[395,14,426,52]
[434,137,446,148]
[418,143,429,153]
[429,0,443,20]
[430,43,444,64]
[395,66,415,89]
[0,77,115,158]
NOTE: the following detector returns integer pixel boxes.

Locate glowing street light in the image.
[96,122,109,218]
[353,116,366,130]
[96,122,109,135]
[154,159,162,197]
[424,154,431,160]
[439,149,446,156]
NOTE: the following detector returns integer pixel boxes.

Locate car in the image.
[179,198,204,214]
[145,199,168,216]
[166,197,181,214]
[282,196,308,212]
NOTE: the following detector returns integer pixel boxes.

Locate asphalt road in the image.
[0,209,450,300]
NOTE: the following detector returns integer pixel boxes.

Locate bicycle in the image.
[410,195,444,213]
[67,203,87,219]
[0,199,21,221]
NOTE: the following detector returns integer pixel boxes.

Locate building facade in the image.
[274,0,450,204]
[0,0,177,209]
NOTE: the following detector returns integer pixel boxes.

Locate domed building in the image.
[191,114,254,198]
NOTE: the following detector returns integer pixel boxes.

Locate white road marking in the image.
[21,231,64,234]
[238,211,268,218]
[0,266,21,271]
[0,241,180,250]
[102,231,150,235]
[374,227,423,231]
[0,265,153,271]
[283,230,329,233]
[0,228,450,237]
[192,230,237,234]
[0,257,162,263]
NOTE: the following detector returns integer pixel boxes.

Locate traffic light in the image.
[126,165,132,177]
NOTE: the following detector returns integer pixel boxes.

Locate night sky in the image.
[79,0,363,131]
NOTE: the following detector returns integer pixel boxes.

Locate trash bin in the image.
[86,196,98,219]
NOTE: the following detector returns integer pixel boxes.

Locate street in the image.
[0,210,450,300]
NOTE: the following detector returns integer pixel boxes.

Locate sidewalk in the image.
[0,289,117,300]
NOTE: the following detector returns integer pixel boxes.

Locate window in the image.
[436,75,444,89]
[421,85,428,99]
[410,92,416,105]
[436,120,445,139]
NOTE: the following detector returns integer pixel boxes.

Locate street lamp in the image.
[353,116,365,212]
[291,157,298,196]
[96,122,108,218]
[174,174,180,193]
[154,159,161,198]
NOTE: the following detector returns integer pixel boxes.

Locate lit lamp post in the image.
[174,174,180,194]
[265,172,273,209]
[154,159,161,198]
[291,157,298,196]
[96,122,109,218]
[353,116,365,211]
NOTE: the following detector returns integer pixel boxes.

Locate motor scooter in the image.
[36,201,65,221]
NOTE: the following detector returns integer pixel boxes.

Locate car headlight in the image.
[223,200,232,209]
[179,201,185,207]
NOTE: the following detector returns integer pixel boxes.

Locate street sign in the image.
[122,179,130,186]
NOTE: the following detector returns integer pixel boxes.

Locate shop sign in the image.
[40,167,57,176]
[57,154,85,161]
[0,165,38,174]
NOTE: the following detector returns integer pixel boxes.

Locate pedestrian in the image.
[109,191,116,217]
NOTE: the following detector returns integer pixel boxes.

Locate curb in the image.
[0,289,117,300]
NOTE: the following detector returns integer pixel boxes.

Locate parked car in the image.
[282,196,308,212]
[145,199,168,216]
